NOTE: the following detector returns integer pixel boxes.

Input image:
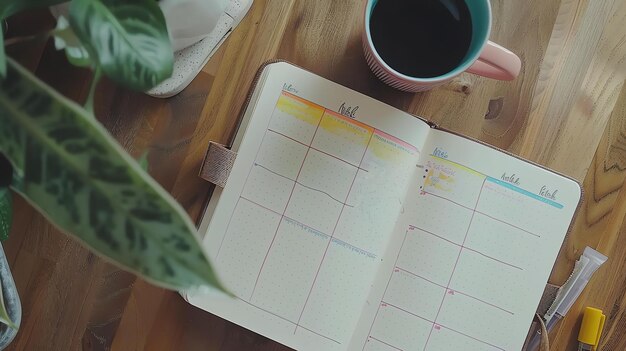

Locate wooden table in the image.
[5,0,626,350]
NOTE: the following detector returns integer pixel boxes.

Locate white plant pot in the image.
[50,0,253,97]
[50,0,228,52]
[160,0,229,52]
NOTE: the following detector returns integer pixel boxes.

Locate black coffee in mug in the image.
[369,0,473,78]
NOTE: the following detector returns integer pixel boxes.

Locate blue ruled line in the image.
[486,177,563,209]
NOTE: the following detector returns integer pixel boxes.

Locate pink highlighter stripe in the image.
[282,90,418,152]
[374,129,418,152]
[323,109,375,133]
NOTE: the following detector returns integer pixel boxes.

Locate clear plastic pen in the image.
[526,247,607,351]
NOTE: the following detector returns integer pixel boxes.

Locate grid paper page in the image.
[217,92,417,344]
[189,62,431,351]
[355,129,580,351]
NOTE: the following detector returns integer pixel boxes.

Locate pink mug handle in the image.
[467,41,521,81]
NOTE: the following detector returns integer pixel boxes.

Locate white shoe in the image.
[146,0,254,98]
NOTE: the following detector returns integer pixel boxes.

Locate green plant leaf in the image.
[0,279,16,329]
[0,154,12,242]
[0,58,225,291]
[0,30,5,77]
[84,67,101,114]
[0,0,67,19]
[69,0,173,91]
[137,151,149,172]
[0,190,10,243]
[53,16,92,68]
[0,189,11,242]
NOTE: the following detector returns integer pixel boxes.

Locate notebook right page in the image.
[353,128,581,351]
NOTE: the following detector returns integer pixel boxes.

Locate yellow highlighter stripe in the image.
[430,154,484,177]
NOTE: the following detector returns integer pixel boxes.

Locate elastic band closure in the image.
[199,142,237,188]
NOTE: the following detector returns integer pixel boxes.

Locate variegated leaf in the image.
[69,0,173,91]
[0,278,15,329]
[0,58,224,291]
[53,16,92,68]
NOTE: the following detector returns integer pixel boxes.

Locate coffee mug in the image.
[362,0,522,92]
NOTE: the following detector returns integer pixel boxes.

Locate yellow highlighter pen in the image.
[578,307,605,351]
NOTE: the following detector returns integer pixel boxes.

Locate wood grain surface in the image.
[4,0,626,350]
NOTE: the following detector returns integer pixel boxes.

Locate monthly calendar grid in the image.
[362,224,511,351]
[267,128,371,173]
[238,196,377,257]
[361,153,558,350]
[422,178,486,350]
[363,174,541,350]
[423,190,541,239]
[248,107,325,300]
[393,266,514,315]
[214,99,283,261]
[293,130,375,334]
[214,91,418,345]
[362,229,411,351]
[199,72,576,350]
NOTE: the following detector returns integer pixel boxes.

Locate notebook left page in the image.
[186,62,431,351]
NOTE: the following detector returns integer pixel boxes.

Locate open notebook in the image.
[186,62,581,351]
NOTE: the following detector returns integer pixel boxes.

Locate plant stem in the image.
[84,67,101,116]
[4,32,50,47]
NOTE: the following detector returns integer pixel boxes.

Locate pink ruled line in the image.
[361,230,410,351]
[216,197,240,260]
[423,178,486,351]
[369,303,506,351]
[294,131,375,333]
[280,91,420,154]
[422,190,541,238]
[268,128,371,172]
[237,298,341,345]
[254,162,355,207]
[368,336,404,351]
[216,99,280,259]
[373,128,419,153]
[239,196,377,258]
[462,246,523,271]
[249,110,324,300]
[216,114,276,259]
[440,323,506,351]
[476,211,541,238]
[381,301,434,323]
[408,226,524,271]
[393,267,515,315]
[240,196,283,217]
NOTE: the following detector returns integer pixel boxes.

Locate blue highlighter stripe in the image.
[486,177,564,209]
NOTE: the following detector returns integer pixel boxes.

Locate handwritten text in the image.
[283,83,298,94]
[539,186,558,201]
[338,102,359,119]
[433,147,448,159]
[501,172,520,186]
